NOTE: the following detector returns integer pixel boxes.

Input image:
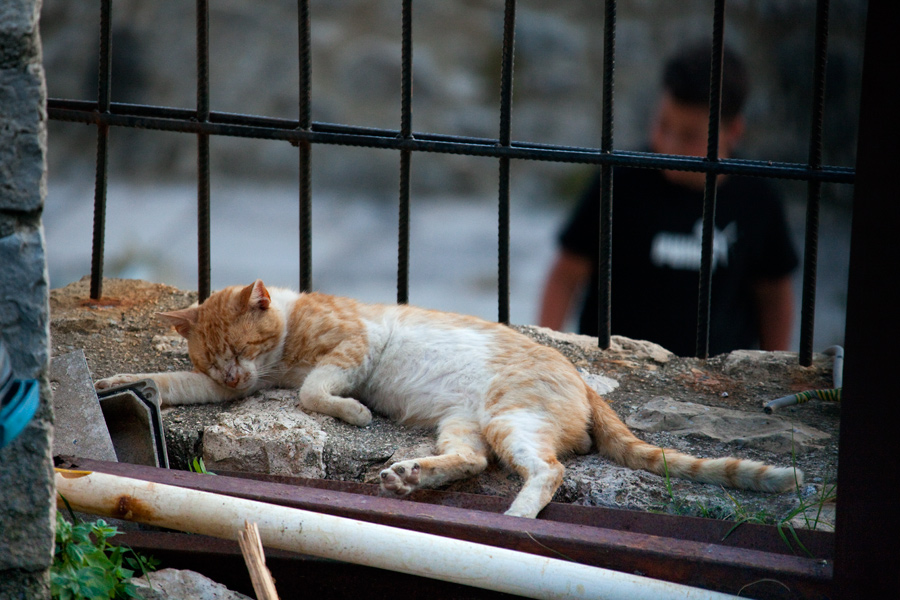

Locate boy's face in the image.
[649,91,744,190]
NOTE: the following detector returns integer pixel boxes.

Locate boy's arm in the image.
[753,276,795,351]
[538,250,592,331]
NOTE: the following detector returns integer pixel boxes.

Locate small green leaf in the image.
[64,543,85,565]
[52,510,158,600]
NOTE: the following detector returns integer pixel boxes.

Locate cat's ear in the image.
[241,279,271,311]
[159,307,200,338]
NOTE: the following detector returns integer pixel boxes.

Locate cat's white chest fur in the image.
[360,312,495,425]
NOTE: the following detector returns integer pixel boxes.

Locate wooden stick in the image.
[238,520,279,600]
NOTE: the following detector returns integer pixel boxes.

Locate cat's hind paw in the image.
[95,374,145,391]
[379,461,421,498]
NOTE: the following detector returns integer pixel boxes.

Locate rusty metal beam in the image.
[57,457,832,597]
[224,469,834,559]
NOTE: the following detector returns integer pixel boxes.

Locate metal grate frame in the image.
[47,2,900,595]
[47,0,854,365]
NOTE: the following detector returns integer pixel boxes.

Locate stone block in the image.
[130,569,252,600]
[0,420,54,571]
[50,350,118,462]
[0,0,51,596]
[0,225,49,380]
[202,390,327,478]
[0,0,40,69]
[0,569,49,600]
[0,65,47,214]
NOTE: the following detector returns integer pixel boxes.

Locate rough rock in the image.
[1,1,53,595]
[50,350,118,461]
[49,278,841,527]
[129,568,252,600]
[203,390,327,478]
[626,396,831,454]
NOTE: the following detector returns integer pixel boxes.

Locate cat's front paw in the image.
[379,461,421,498]
[95,374,145,391]
[343,403,373,427]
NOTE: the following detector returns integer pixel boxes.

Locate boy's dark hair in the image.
[663,42,749,121]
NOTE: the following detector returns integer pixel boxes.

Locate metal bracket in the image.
[97,379,169,468]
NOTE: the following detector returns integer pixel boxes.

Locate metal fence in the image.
[45,1,900,596]
[46,0,854,366]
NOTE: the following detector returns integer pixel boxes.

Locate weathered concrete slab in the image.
[626,396,831,454]
[49,278,841,526]
[50,350,117,462]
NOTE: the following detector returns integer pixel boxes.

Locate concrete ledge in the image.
[50,278,841,525]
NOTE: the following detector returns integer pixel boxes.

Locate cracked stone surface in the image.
[49,278,840,526]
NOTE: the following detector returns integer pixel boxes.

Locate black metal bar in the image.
[597,0,616,349]
[833,1,900,596]
[496,0,516,325]
[695,0,727,359]
[398,152,411,304]
[48,100,855,184]
[89,0,113,300]
[298,0,312,293]
[397,0,412,305]
[497,157,511,324]
[799,0,830,366]
[196,0,211,302]
[91,128,109,301]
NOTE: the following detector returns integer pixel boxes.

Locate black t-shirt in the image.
[559,166,798,356]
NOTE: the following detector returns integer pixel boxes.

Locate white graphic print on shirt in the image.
[650,219,737,271]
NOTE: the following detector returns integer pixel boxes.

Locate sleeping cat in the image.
[95,280,802,518]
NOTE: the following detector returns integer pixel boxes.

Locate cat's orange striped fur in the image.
[96,280,802,518]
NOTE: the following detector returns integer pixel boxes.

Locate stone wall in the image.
[40,0,865,202]
[0,0,53,598]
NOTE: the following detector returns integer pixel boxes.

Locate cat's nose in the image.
[223,368,241,388]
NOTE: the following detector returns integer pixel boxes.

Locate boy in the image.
[539,43,797,356]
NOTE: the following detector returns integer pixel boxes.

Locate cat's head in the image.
[160,280,284,391]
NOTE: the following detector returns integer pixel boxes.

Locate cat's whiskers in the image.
[255,363,286,381]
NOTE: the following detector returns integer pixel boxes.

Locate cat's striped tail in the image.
[586,387,802,492]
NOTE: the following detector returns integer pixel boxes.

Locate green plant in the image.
[51,500,159,600]
[189,456,214,474]
[761,471,837,556]
[654,448,836,557]
[736,425,838,556]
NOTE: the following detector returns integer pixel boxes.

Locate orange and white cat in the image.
[96,280,801,518]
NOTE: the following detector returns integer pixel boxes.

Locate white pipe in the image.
[56,469,738,600]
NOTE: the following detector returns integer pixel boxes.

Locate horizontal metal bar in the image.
[57,457,833,597]
[48,99,855,184]
[219,469,835,559]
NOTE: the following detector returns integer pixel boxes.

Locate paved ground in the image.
[42,176,561,326]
